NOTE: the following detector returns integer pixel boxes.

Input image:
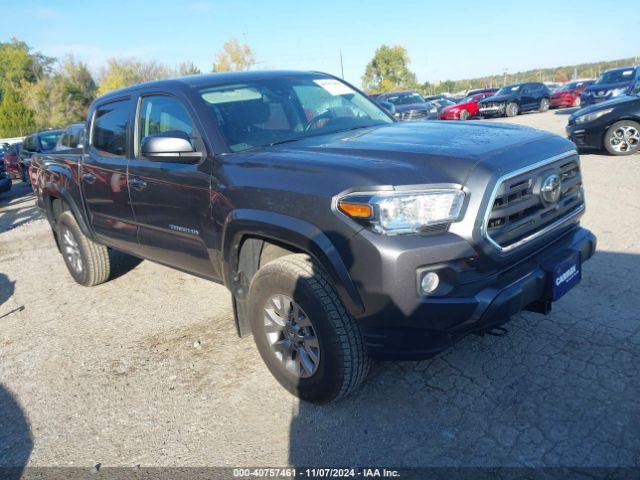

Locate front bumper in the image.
[566,122,603,150]
[352,226,596,359]
[550,95,576,107]
[478,104,505,116]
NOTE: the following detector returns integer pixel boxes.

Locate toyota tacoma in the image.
[30,71,596,403]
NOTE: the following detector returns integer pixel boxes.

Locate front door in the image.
[127,93,216,279]
[83,97,140,254]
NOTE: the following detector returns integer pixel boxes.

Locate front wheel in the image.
[248,254,370,403]
[57,211,111,286]
[539,98,550,112]
[505,102,519,117]
[572,96,581,108]
[459,109,469,120]
[604,121,640,156]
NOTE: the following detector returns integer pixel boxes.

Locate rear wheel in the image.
[604,121,640,156]
[505,102,519,117]
[57,211,111,286]
[572,96,581,107]
[248,254,370,403]
[539,98,550,112]
[459,109,469,120]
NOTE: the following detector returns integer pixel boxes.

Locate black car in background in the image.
[567,87,640,156]
[580,66,640,107]
[374,90,438,120]
[18,129,63,183]
[478,82,551,117]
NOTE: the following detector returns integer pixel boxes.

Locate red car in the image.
[549,80,594,108]
[3,142,22,179]
[439,90,497,120]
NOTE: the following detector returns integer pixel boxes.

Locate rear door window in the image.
[92,100,130,157]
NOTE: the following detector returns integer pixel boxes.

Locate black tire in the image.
[604,120,640,156]
[572,96,581,108]
[57,211,111,286]
[505,102,519,117]
[248,253,370,403]
[459,109,469,121]
[539,97,550,112]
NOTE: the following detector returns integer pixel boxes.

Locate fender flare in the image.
[222,209,364,316]
[42,182,93,239]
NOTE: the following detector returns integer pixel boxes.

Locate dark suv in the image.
[581,66,640,106]
[19,129,63,183]
[30,71,595,403]
[479,82,551,117]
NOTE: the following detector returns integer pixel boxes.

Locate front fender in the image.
[222,209,364,315]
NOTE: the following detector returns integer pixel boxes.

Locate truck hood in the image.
[249,121,573,189]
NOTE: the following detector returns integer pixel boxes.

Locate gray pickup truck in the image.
[30,71,596,403]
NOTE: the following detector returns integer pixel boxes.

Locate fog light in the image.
[420,272,440,295]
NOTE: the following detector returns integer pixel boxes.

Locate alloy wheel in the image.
[61,227,83,273]
[263,294,320,378]
[609,125,640,153]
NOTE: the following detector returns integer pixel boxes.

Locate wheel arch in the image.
[222,210,365,337]
[42,184,93,239]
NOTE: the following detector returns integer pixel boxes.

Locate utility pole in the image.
[339,51,344,79]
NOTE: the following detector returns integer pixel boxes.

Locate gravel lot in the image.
[1,110,639,470]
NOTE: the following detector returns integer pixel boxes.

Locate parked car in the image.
[478,82,551,117]
[581,66,640,106]
[56,122,86,151]
[439,91,497,120]
[0,149,11,195]
[567,86,640,156]
[4,142,22,179]
[19,129,63,183]
[550,80,594,108]
[375,90,438,120]
[31,70,595,403]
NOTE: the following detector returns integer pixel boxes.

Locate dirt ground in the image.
[1,110,639,470]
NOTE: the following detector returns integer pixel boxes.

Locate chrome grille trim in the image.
[481,150,584,253]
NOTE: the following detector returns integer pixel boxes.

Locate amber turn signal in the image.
[338,201,373,219]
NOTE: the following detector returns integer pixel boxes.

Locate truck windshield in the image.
[199,77,393,152]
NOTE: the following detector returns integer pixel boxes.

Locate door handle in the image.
[83,172,96,184]
[129,177,147,190]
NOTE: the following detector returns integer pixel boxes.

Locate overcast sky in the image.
[1,0,638,86]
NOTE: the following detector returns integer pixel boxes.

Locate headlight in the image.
[337,189,465,235]
[574,108,614,124]
[610,88,627,97]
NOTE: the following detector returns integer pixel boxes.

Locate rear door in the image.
[127,92,215,279]
[83,98,141,254]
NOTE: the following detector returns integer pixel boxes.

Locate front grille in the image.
[400,109,431,120]
[485,154,584,251]
[479,102,504,111]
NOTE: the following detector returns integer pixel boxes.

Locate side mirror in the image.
[140,131,203,161]
[377,101,396,115]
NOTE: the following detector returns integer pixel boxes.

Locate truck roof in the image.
[96,70,335,103]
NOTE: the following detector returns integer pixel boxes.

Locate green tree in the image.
[0,37,53,92]
[177,61,201,76]
[21,56,97,129]
[98,58,173,96]
[0,85,35,136]
[362,45,417,93]
[212,38,256,72]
